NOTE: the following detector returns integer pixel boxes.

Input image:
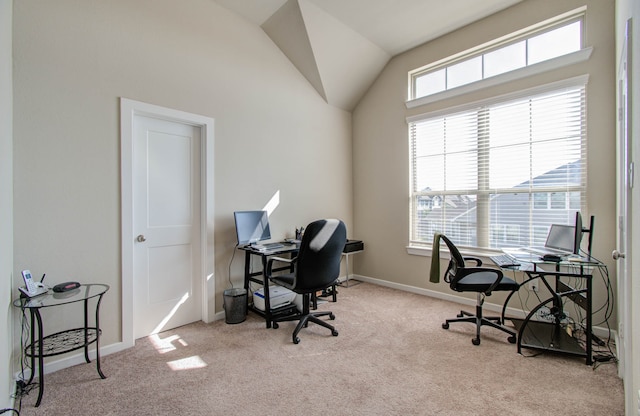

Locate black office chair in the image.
[266,219,346,344]
[436,234,518,345]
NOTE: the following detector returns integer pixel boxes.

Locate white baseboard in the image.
[214,310,226,321]
[350,273,617,341]
[24,274,615,379]
[14,311,232,380]
[15,340,131,382]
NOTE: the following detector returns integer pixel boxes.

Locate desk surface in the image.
[501,248,601,271]
[13,284,110,309]
[238,243,299,256]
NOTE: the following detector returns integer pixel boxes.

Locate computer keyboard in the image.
[489,253,520,268]
[252,242,285,251]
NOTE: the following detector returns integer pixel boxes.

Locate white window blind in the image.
[409,82,586,250]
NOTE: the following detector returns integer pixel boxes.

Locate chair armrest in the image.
[266,256,297,277]
[463,257,482,266]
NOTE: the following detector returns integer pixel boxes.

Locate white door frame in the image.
[617,18,636,415]
[120,98,215,348]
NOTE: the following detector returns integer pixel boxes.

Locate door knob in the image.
[612,250,625,260]
[136,234,146,242]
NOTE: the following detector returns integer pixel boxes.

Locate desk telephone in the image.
[19,270,49,298]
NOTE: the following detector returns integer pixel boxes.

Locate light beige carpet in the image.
[17,282,623,415]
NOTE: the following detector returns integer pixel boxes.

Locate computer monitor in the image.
[573,211,583,255]
[545,224,575,253]
[234,210,271,245]
[573,211,595,258]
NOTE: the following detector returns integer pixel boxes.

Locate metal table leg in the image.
[339,251,362,287]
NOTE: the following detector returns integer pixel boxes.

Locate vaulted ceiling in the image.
[213,0,523,110]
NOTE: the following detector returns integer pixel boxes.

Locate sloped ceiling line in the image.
[262,0,328,102]
[213,0,524,111]
[262,0,390,110]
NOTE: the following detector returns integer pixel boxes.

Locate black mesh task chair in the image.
[436,234,518,345]
[266,219,347,344]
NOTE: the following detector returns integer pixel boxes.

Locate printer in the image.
[253,286,296,311]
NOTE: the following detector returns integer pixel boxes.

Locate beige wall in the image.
[9,0,622,400]
[1,0,13,406]
[12,0,352,351]
[353,0,617,324]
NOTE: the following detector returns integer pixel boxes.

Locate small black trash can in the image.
[223,288,247,324]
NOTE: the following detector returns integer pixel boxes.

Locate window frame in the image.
[407,75,588,252]
[407,8,589,108]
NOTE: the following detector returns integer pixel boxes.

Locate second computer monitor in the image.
[574,211,583,254]
[574,211,595,257]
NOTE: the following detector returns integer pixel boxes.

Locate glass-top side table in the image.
[13,283,109,407]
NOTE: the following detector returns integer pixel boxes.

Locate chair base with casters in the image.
[442,292,517,346]
[271,287,339,344]
[433,233,519,346]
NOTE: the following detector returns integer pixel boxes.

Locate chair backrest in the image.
[294,219,347,292]
[439,234,466,284]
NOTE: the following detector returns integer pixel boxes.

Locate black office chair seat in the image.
[453,272,518,293]
[436,234,519,346]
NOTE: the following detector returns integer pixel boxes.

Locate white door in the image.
[133,115,202,339]
[615,19,634,413]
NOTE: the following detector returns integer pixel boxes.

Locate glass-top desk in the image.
[497,250,604,365]
[239,245,300,328]
[13,284,109,406]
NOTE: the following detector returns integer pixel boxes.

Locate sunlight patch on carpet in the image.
[167,355,208,370]
[149,333,189,354]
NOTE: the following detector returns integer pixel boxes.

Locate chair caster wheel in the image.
[272,322,279,329]
[442,322,449,329]
[472,338,481,346]
[332,329,339,337]
[329,313,335,320]
[293,337,300,344]
[508,335,516,344]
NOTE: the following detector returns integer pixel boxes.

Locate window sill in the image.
[407,245,500,262]
[406,47,593,109]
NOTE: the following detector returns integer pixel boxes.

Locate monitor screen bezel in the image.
[233,210,272,245]
[545,224,575,252]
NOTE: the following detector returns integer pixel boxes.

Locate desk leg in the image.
[82,296,107,377]
[25,309,36,386]
[243,251,274,328]
[261,256,272,329]
[501,274,537,324]
[83,298,91,363]
[243,251,251,295]
[95,293,107,379]
[33,309,44,407]
[586,276,593,365]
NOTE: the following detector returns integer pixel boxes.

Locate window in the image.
[410,14,584,101]
[408,78,586,250]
